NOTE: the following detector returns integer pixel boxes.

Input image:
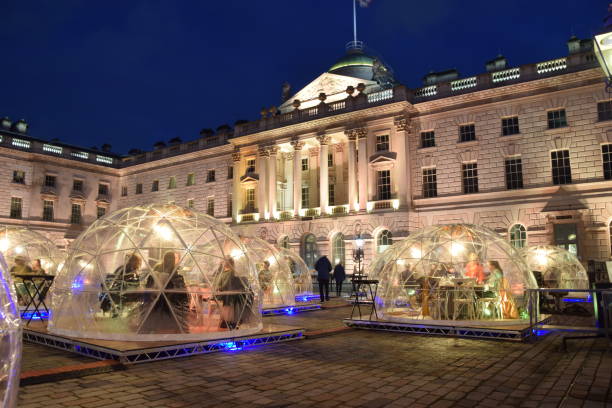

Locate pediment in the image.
[369,152,397,170]
[279,72,378,113]
[240,173,260,187]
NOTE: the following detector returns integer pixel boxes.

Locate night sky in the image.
[0,1,608,155]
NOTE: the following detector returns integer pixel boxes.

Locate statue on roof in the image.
[372,58,395,89]
[281,82,291,102]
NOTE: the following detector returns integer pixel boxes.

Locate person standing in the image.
[314,255,332,302]
[332,262,346,297]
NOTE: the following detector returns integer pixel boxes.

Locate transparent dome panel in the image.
[0,226,65,276]
[0,252,21,408]
[522,245,589,291]
[278,248,314,297]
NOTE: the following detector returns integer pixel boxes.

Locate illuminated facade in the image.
[1,37,612,272]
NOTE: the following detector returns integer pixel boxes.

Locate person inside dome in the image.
[257,260,273,303]
[100,253,142,317]
[217,257,254,330]
[465,252,485,284]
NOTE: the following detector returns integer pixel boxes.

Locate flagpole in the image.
[353,0,357,44]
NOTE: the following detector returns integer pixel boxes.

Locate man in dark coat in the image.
[314,255,332,302]
[332,263,346,297]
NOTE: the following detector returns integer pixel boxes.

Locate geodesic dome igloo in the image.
[0,226,64,275]
[0,252,21,408]
[278,248,313,298]
[49,204,262,341]
[522,246,589,290]
[369,224,537,323]
[239,237,295,308]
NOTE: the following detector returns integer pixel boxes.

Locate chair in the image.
[453,280,476,320]
[477,295,502,319]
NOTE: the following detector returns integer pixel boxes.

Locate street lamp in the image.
[353,235,365,276]
[594,4,612,88]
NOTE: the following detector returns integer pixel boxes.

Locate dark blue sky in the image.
[0,1,608,154]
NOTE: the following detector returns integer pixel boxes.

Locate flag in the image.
[358,0,372,7]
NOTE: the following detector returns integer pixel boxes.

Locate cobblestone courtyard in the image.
[17,307,612,408]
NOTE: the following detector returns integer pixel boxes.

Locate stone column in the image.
[394,116,410,209]
[231,150,241,221]
[267,146,278,218]
[291,140,304,217]
[285,152,294,213]
[257,147,268,220]
[317,134,330,213]
[356,128,368,212]
[345,130,358,212]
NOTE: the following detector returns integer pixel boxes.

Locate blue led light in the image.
[562,298,591,303]
[284,307,295,315]
[21,310,49,320]
[218,341,242,351]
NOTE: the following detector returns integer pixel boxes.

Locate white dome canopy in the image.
[369,224,537,322]
[49,204,262,341]
[0,226,64,275]
[278,248,313,297]
[239,237,295,308]
[0,252,21,407]
[522,245,589,290]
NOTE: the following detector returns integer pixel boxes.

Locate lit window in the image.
[151,180,159,192]
[462,163,478,194]
[70,203,81,225]
[301,186,309,208]
[246,158,256,173]
[168,176,177,189]
[377,230,393,254]
[509,224,527,249]
[12,170,25,184]
[376,135,389,152]
[206,170,216,182]
[332,233,345,266]
[301,158,309,171]
[551,150,571,185]
[12,138,31,149]
[505,157,524,190]
[71,151,88,160]
[602,144,612,180]
[547,109,567,129]
[502,116,520,136]
[207,198,215,216]
[42,200,54,222]
[245,188,255,212]
[42,144,62,154]
[597,101,612,122]
[136,184,143,194]
[377,170,391,200]
[420,131,435,148]
[10,197,22,219]
[301,233,318,269]
[186,173,195,186]
[422,168,437,198]
[459,124,476,142]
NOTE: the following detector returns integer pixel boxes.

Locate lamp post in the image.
[594,4,612,89]
[353,235,365,276]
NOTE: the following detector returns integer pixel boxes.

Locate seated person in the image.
[465,253,485,284]
[11,256,34,305]
[217,257,255,329]
[100,253,142,317]
[31,259,46,275]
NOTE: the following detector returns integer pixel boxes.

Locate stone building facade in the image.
[1,38,611,273]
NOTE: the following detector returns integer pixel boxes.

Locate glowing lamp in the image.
[410,247,422,259]
[154,224,173,240]
[594,5,612,86]
[355,237,364,248]
[14,246,23,254]
[392,200,399,210]
[0,238,10,252]
[450,242,464,256]
[267,256,276,265]
[230,248,244,259]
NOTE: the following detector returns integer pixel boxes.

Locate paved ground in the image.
[18,306,612,408]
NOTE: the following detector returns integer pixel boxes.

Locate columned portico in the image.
[356,128,368,212]
[345,130,358,212]
[231,150,241,221]
[291,140,304,216]
[267,146,278,218]
[393,116,410,209]
[317,134,330,213]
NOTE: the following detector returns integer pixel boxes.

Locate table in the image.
[350,278,379,320]
[13,274,54,325]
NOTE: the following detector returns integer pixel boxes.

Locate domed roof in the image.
[0,226,65,275]
[278,248,313,296]
[49,204,262,341]
[328,49,375,80]
[521,246,588,290]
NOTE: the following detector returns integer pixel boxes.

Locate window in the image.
[301,186,309,208]
[377,230,393,254]
[186,173,195,186]
[228,166,233,179]
[70,203,81,225]
[42,200,54,222]
[227,194,232,217]
[168,176,177,189]
[420,131,435,148]
[246,158,256,173]
[502,116,520,136]
[328,153,334,168]
[459,124,476,142]
[279,236,290,249]
[187,199,194,209]
[332,233,346,266]
[136,183,143,194]
[10,197,22,219]
[377,170,391,200]
[96,206,106,219]
[151,180,159,192]
[376,134,389,152]
[206,170,216,183]
[301,158,309,171]
[547,109,567,129]
[73,180,83,192]
[551,150,571,185]
[98,184,109,196]
[462,163,479,194]
[121,186,128,197]
[422,168,437,198]
[509,224,527,249]
[328,184,335,206]
[598,101,612,121]
[207,197,215,216]
[505,157,524,190]
[602,144,612,180]
[301,233,319,269]
[245,188,255,212]
[44,175,56,188]
[12,170,25,184]
[554,223,578,256]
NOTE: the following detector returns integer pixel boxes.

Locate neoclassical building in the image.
[1,37,611,272]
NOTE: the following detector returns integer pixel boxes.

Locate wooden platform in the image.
[344,315,551,342]
[23,321,304,364]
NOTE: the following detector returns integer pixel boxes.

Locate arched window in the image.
[331,233,346,266]
[377,230,393,254]
[301,233,318,269]
[278,236,289,249]
[509,224,527,249]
